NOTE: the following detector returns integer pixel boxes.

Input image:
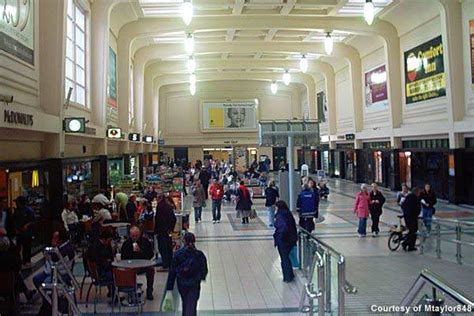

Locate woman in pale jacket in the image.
[353,184,370,237]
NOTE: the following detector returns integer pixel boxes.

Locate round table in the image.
[102,222,130,228]
[112,259,156,269]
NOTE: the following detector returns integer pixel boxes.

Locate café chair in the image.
[85,260,114,314]
[112,268,143,314]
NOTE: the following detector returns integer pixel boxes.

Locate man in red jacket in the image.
[209,178,224,224]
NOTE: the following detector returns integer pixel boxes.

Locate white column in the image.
[345,47,363,133]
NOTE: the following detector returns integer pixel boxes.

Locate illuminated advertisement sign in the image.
[364,65,388,112]
[404,36,446,104]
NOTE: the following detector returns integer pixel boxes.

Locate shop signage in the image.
[345,134,355,141]
[364,65,388,112]
[128,133,140,142]
[470,20,474,90]
[0,0,34,65]
[404,36,446,104]
[107,128,122,139]
[4,109,33,126]
[63,117,85,133]
[158,139,165,145]
[143,135,154,143]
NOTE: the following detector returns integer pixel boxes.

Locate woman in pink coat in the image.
[354,184,370,237]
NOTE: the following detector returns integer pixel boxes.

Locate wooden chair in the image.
[0,271,19,315]
[85,260,113,314]
[112,268,143,314]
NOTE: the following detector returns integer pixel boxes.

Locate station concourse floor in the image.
[21,179,474,315]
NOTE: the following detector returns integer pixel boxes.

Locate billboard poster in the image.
[316,91,327,122]
[0,0,35,65]
[107,47,118,124]
[404,35,446,104]
[364,64,388,112]
[201,101,257,132]
[470,20,474,90]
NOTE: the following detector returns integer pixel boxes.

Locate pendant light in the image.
[324,32,333,55]
[270,81,278,95]
[300,55,308,73]
[184,33,194,55]
[181,0,193,26]
[187,56,196,73]
[190,83,196,96]
[364,0,375,26]
[190,73,196,85]
[283,70,291,86]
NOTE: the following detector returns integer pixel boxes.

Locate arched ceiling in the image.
[110,0,404,82]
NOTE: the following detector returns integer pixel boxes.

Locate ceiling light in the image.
[270,81,278,95]
[283,71,291,86]
[187,56,196,73]
[324,32,333,55]
[181,0,193,26]
[190,83,196,96]
[364,0,375,26]
[254,98,259,105]
[300,55,308,73]
[184,34,194,55]
[190,73,196,85]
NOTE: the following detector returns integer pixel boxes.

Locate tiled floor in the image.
[20,178,474,315]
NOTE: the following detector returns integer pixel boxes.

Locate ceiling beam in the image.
[233,0,244,15]
[264,29,278,41]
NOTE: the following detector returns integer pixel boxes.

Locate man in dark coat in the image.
[13,196,35,266]
[296,184,319,233]
[198,168,211,200]
[273,200,297,283]
[121,226,155,300]
[401,187,422,251]
[155,193,177,269]
[369,183,386,237]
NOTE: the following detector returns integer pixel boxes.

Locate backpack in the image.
[176,251,200,279]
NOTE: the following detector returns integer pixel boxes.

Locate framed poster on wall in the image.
[0,0,34,65]
[201,100,258,132]
[470,20,474,90]
[404,35,446,104]
[316,92,327,122]
[107,47,118,124]
[364,65,388,112]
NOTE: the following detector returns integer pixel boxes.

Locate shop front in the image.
[332,143,355,180]
[354,142,391,187]
[402,139,449,200]
[63,158,102,198]
[297,147,317,173]
[457,138,474,204]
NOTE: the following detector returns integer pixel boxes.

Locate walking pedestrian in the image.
[13,196,34,267]
[264,180,280,227]
[209,178,224,223]
[397,183,410,211]
[192,180,206,223]
[420,183,437,234]
[165,232,208,316]
[273,200,297,283]
[353,184,370,238]
[296,183,319,233]
[236,181,252,224]
[155,193,177,269]
[369,183,385,237]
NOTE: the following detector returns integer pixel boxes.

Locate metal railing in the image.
[399,269,474,315]
[297,226,357,316]
[420,217,474,264]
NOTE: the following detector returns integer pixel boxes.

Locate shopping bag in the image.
[162,291,174,312]
[289,246,300,268]
[249,209,257,219]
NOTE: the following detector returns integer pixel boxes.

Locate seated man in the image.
[121,226,155,300]
[86,229,114,292]
[318,182,330,200]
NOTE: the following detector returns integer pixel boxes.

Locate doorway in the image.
[272,147,287,171]
[174,147,189,166]
[399,151,412,188]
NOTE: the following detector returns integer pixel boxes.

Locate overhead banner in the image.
[404,35,446,104]
[0,0,35,65]
[201,101,257,132]
[364,64,388,112]
[470,20,474,90]
[316,91,327,122]
[107,47,118,124]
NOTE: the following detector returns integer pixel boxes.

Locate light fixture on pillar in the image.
[187,56,196,73]
[190,73,196,85]
[324,32,333,55]
[270,81,278,95]
[190,83,196,96]
[282,70,291,86]
[184,33,194,55]
[364,0,375,25]
[299,55,308,73]
[181,0,193,26]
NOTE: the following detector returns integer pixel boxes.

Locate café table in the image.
[102,222,130,229]
[112,259,156,270]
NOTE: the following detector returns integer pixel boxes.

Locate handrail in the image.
[399,269,474,315]
[298,225,343,257]
[433,217,474,227]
